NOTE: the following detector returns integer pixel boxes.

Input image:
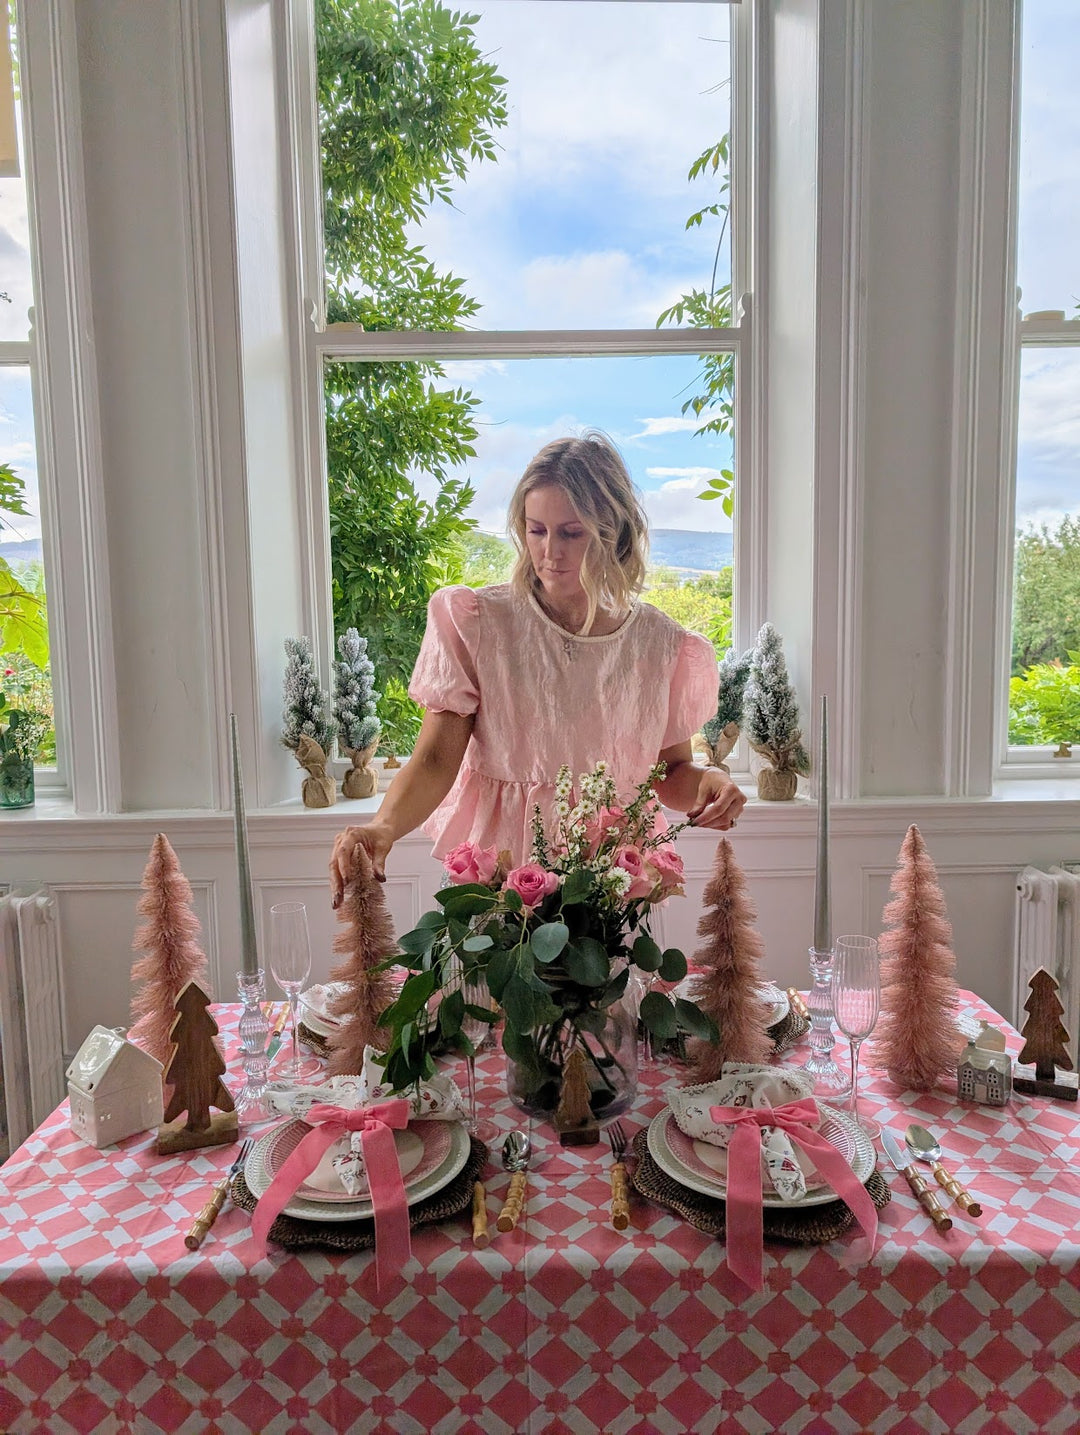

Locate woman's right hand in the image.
[330,822,394,907]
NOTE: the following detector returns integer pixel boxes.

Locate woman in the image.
[330,433,745,903]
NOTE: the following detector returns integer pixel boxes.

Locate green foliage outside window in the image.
[643,568,732,657]
[1009,516,1080,748]
[1,460,52,765]
[316,0,508,755]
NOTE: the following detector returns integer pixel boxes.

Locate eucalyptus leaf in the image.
[658,947,688,983]
[597,967,631,1008]
[398,926,439,956]
[631,933,663,972]
[438,987,465,1037]
[564,937,610,987]
[675,997,718,1041]
[384,968,438,1026]
[503,887,523,913]
[486,947,516,1002]
[640,991,679,1039]
[502,974,539,1034]
[462,932,494,952]
[434,883,493,905]
[560,869,593,905]
[530,921,569,964]
[439,891,498,920]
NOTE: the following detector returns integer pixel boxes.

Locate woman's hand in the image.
[686,767,747,831]
[330,822,394,906]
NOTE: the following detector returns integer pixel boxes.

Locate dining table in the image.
[1,989,1079,1435]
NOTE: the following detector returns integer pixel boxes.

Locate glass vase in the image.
[0,753,34,809]
[505,991,638,1127]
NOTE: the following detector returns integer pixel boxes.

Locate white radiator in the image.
[1014,866,1080,1064]
[0,884,64,1159]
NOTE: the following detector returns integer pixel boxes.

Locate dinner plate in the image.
[245,1118,471,1222]
[297,982,349,1039]
[647,1105,875,1208]
[674,977,790,1029]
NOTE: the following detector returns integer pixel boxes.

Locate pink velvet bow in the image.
[709,1096,878,1292]
[253,1099,412,1288]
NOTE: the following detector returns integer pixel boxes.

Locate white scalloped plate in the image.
[245,1118,470,1222]
[647,1105,875,1208]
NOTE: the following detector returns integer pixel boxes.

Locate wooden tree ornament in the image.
[325,842,400,1075]
[870,824,965,1092]
[684,838,773,1083]
[554,1045,599,1147]
[156,982,238,1153]
[129,833,212,1072]
[1014,968,1078,1101]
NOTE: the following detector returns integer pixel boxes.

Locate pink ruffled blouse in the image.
[408,584,719,863]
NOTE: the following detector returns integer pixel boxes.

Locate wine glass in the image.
[452,957,499,1142]
[269,902,321,1085]
[832,935,881,1137]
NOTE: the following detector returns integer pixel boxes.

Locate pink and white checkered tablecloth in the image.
[2,991,1079,1435]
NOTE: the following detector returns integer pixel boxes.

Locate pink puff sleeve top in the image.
[408,583,719,863]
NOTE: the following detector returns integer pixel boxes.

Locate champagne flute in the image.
[269,902,320,1085]
[832,935,881,1137]
[451,956,499,1141]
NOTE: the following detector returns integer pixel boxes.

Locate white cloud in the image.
[632,417,704,438]
[1016,350,1080,523]
[645,466,726,482]
[641,470,732,532]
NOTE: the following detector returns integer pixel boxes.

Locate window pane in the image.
[1,364,53,765]
[0,10,31,343]
[324,352,734,752]
[1009,347,1080,747]
[316,0,732,331]
[1016,0,1080,316]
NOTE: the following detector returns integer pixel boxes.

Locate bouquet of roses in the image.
[376,761,718,1119]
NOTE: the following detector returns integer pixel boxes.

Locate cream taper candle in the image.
[230,713,259,976]
[813,695,830,954]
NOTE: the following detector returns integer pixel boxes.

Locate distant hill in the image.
[648,528,732,576]
[0,539,42,566]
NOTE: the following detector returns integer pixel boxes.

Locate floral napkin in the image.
[265,1056,467,1197]
[669,1064,818,1203]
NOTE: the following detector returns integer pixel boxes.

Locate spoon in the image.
[905,1124,982,1217]
[497,1131,531,1232]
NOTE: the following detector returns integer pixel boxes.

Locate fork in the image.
[607,1121,630,1231]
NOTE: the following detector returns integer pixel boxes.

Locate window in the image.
[307,0,748,754]
[1008,0,1080,761]
[0,5,54,776]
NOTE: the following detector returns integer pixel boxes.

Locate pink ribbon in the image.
[253,1099,412,1288]
[709,1096,878,1292]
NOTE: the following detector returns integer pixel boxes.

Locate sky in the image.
[0,0,1077,551]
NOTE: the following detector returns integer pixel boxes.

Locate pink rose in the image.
[443,841,500,886]
[612,845,656,901]
[584,805,628,855]
[644,845,684,898]
[504,863,560,909]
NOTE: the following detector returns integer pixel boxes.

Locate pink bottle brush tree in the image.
[326,842,400,1076]
[129,833,216,1071]
[684,837,773,1082]
[871,823,965,1091]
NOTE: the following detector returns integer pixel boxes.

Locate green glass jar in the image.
[0,751,34,809]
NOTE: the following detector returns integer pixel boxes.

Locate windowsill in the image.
[4,774,1080,832]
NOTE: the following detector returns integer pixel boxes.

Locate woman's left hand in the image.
[686,767,747,830]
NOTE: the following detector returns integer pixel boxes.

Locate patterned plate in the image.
[674,977,789,1029]
[297,983,349,1038]
[245,1119,471,1222]
[647,1106,875,1208]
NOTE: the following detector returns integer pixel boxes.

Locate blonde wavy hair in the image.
[508,432,649,635]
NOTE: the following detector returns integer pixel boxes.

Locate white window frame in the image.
[287,0,761,762]
[995,1,1080,781]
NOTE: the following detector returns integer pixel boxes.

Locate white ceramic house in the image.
[66,1026,164,1148]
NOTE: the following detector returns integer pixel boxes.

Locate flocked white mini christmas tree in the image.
[334,628,382,798]
[743,623,810,799]
[282,637,336,807]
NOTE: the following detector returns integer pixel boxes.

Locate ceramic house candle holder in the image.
[957,1021,1011,1107]
[67,1026,164,1147]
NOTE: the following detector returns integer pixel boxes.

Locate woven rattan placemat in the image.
[630,1130,890,1245]
[231,1135,489,1252]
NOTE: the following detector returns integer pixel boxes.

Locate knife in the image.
[881,1129,952,1232]
[184,1139,254,1250]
